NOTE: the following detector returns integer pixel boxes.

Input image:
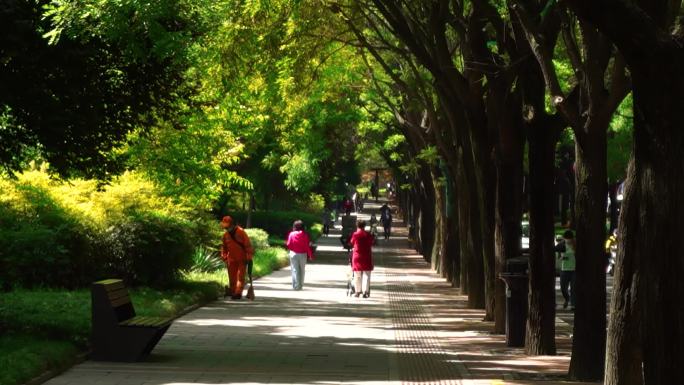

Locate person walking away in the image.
[322,207,332,237]
[381,211,392,240]
[556,230,576,309]
[343,197,354,215]
[286,220,314,290]
[349,220,374,298]
[380,203,390,220]
[220,216,254,300]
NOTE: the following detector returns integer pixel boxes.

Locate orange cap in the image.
[221,216,233,228]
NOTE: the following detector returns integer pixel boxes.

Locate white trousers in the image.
[289,252,307,290]
[354,271,372,294]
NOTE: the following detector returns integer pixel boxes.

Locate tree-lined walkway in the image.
[44,201,591,385]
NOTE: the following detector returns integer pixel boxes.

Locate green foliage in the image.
[0,169,211,288]
[0,335,79,385]
[607,94,633,182]
[416,146,440,165]
[251,247,289,277]
[244,228,270,250]
[0,290,91,346]
[0,0,190,178]
[280,150,320,192]
[190,246,223,273]
[183,244,289,284]
[99,210,196,286]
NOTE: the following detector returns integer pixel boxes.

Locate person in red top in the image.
[286,220,313,290]
[220,216,254,300]
[343,197,354,215]
[349,219,374,298]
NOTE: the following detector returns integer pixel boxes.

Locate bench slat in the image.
[119,316,172,328]
[97,280,125,291]
[110,295,132,308]
[107,287,129,301]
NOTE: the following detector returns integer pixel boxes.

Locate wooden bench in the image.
[91,279,172,362]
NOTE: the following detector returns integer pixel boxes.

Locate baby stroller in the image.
[346,249,356,296]
[370,223,379,245]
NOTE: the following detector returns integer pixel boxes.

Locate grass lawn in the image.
[0,246,288,385]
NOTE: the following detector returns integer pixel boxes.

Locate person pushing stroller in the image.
[349,219,374,298]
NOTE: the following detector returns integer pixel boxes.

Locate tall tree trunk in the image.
[607,60,684,385]
[494,118,525,334]
[479,161,497,321]
[456,156,480,301]
[419,167,436,260]
[412,188,423,254]
[447,215,461,287]
[525,116,558,355]
[563,3,684,383]
[431,167,446,271]
[459,150,487,309]
[604,160,642,385]
[444,166,460,286]
[570,122,609,380]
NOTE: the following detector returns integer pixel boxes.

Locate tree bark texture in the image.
[493,114,524,334]
[570,124,608,380]
[431,167,446,272]
[604,159,642,385]
[446,215,461,288]
[566,2,684,382]
[418,165,436,260]
[525,116,558,355]
[608,60,684,385]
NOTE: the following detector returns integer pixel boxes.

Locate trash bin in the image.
[498,257,529,347]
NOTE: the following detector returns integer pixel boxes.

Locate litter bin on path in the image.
[498,257,529,347]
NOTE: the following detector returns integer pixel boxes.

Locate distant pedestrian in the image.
[380,203,390,220]
[349,219,374,298]
[556,230,576,310]
[370,181,378,202]
[343,197,354,215]
[220,216,254,300]
[322,207,332,236]
[286,220,314,290]
[380,204,392,240]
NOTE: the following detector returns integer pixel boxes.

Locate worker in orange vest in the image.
[220,216,254,300]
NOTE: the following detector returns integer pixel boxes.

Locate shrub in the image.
[244,228,269,250]
[0,170,212,288]
[0,177,99,288]
[189,246,223,273]
[252,247,289,277]
[99,211,196,287]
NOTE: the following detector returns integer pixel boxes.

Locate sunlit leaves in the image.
[280,150,320,192]
[607,93,633,182]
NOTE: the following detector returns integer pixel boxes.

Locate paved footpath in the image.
[45,201,593,385]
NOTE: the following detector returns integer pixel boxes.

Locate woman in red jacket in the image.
[286,220,313,290]
[349,219,374,298]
